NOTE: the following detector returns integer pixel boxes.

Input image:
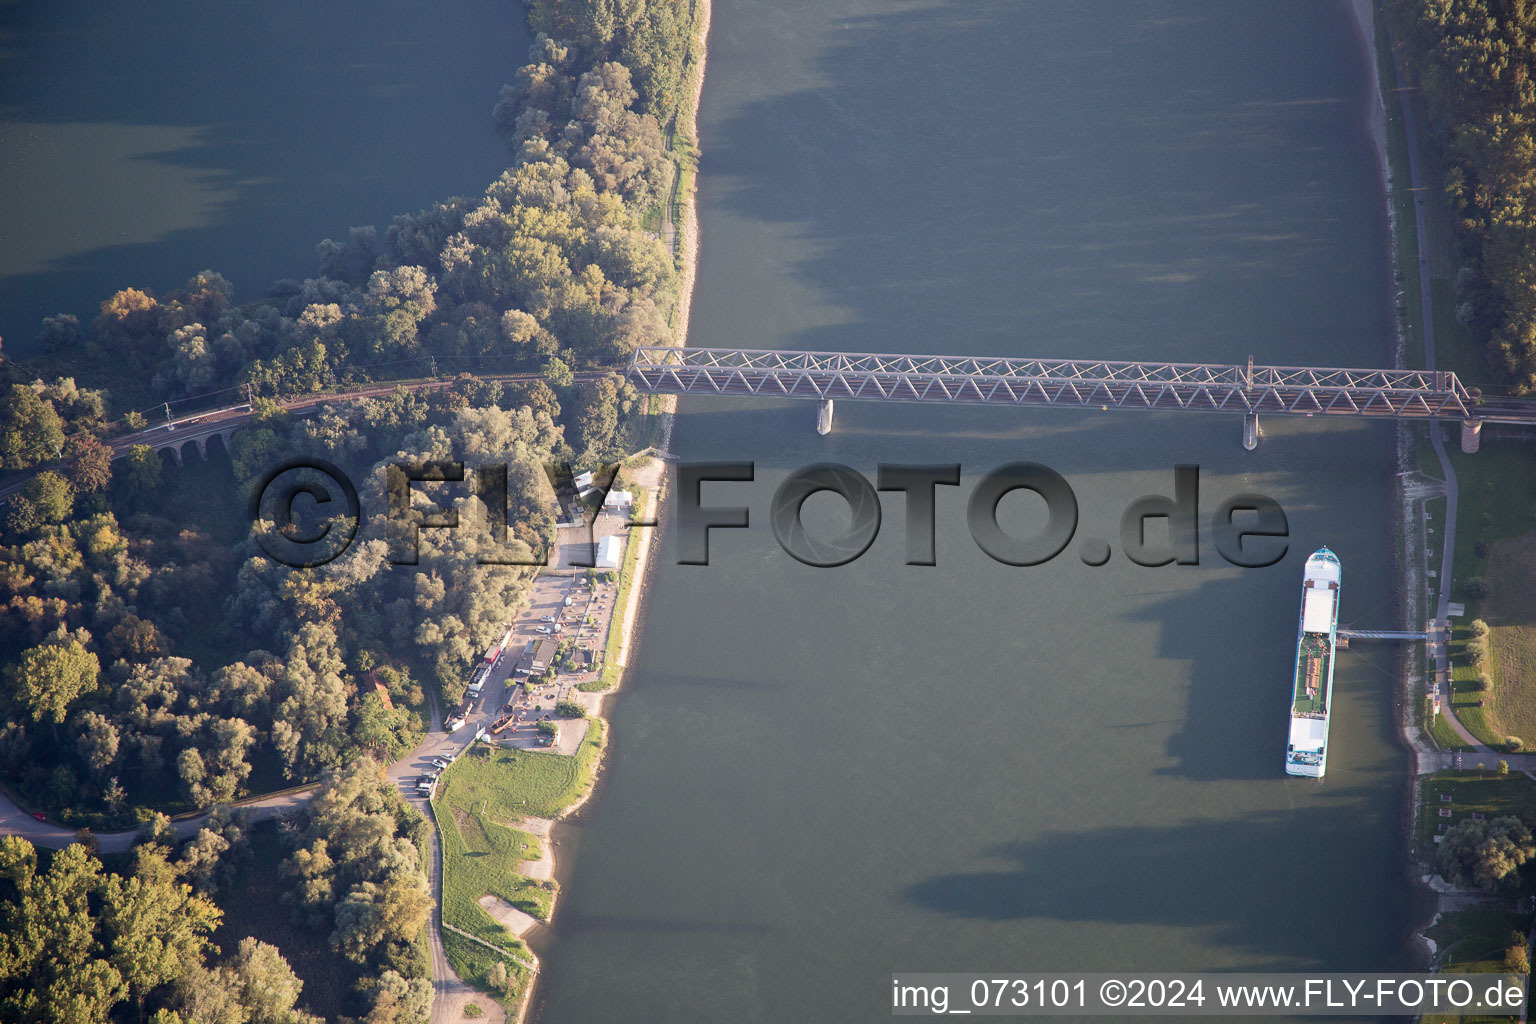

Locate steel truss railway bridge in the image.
[626,346,1536,450]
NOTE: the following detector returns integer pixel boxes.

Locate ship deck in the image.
[1292,631,1333,716]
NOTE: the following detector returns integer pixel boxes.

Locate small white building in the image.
[596,534,624,569]
[603,489,633,510]
[573,471,594,490]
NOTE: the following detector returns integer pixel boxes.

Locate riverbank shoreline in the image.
[503,3,712,1020]
[1354,0,1474,964]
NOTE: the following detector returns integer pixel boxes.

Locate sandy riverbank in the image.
[505,4,712,1019]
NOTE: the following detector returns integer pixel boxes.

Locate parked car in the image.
[431,757,449,768]
[541,615,556,622]
[536,626,552,634]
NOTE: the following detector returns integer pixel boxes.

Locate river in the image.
[0,0,523,357]
[532,1,1426,1021]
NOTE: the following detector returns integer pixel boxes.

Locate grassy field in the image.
[435,794,550,949]
[1424,908,1531,1024]
[1375,14,1536,755]
[441,727,603,821]
[432,727,608,1014]
[1436,446,1536,746]
[441,929,532,1018]
[1417,771,1536,860]
[432,723,606,990]
[1428,711,1478,752]
[1485,535,1536,744]
[1450,618,1504,748]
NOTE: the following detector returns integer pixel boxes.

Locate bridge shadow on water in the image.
[901,797,1409,968]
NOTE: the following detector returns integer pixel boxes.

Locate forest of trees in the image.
[0,762,431,1023]
[0,826,303,1024]
[0,0,696,1019]
[0,0,672,829]
[1389,0,1536,390]
[0,368,639,828]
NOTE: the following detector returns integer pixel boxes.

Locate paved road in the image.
[1389,33,1490,755]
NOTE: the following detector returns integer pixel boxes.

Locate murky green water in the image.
[1,0,1424,1019]
[0,0,524,354]
[535,2,1424,1022]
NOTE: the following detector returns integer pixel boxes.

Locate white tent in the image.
[596,534,624,568]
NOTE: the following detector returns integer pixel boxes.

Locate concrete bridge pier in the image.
[1242,412,1260,451]
[817,399,834,436]
[1460,416,1482,453]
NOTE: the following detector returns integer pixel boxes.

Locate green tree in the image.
[11,634,100,725]
[1439,815,1536,890]
[542,356,575,389]
[569,375,620,459]
[116,444,163,505]
[228,428,287,486]
[101,845,221,1012]
[0,384,64,471]
[0,838,124,1024]
[23,471,75,526]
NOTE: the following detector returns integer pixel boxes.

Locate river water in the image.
[534,2,1425,1021]
[0,0,1423,1019]
[0,0,523,356]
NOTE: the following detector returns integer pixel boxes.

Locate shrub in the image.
[554,700,583,718]
[1506,736,1525,753]
[1469,619,1490,639]
[1465,577,1491,600]
[1475,540,1490,559]
[1466,636,1490,668]
[1500,760,1511,775]
[1479,511,1494,530]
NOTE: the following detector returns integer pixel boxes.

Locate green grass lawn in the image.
[1450,619,1505,748]
[1418,771,1536,860]
[433,725,607,1013]
[1485,534,1536,745]
[434,793,548,950]
[441,929,531,1017]
[434,725,603,910]
[1428,710,1478,752]
[1424,908,1530,1024]
[1436,446,1536,746]
[441,726,603,820]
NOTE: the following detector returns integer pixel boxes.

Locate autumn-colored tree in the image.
[64,434,113,493]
